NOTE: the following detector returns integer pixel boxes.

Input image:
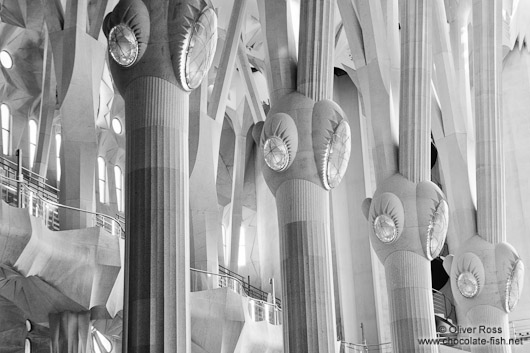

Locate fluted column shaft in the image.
[473,0,505,244]
[276,179,336,353]
[49,311,90,353]
[398,0,432,182]
[466,306,510,353]
[297,0,335,101]
[124,76,189,353]
[385,252,438,353]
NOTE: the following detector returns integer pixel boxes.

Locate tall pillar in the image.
[363,1,445,352]
[189,83,221,279]
[103,0,217,352]
[43,0,106,229]
[228,130,247,272]
[49,311,90,353]
[448,2,524,352]
[256,0,349,351]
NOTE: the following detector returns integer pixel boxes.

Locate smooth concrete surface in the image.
[0,200,32,266]
[15,217,120,310]
[190,287,282,353]
[331,76,380,346]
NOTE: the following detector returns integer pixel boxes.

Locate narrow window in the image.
[55,133,61,182]
[24,339,31,353]
[1,104,10,155]
[29,120,37,168]
[114,165,123,211]
[98,157,107,203]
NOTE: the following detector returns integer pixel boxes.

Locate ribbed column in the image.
[124,76,189,353]
[467,306,510,353]
[385,251,438,353]
[473,0,505,244]
[49,311,90,353]
[297,0,335,101]
[276,179,336,353]
[398,0,432,182]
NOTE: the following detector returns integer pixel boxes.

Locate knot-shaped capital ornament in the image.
[446,237,525,314]
[362,173,449,263]
[254,92,351,194]
[104,0,217,94]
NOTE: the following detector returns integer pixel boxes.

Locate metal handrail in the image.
[219,265,281,308]
[342,340,392,352]
[192,267,278,307]
[510,319,530,341]
[190,267,282,325]
[0,155,58,195]
[0,173,124,237]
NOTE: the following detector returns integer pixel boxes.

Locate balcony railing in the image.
[190,267,282,325]
[0,155,58,199]
[0,173,124,238]
[510,319,530,342]
[342,341,392,352]
[219,265,281,308]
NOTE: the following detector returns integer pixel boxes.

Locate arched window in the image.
[24,338,31,353]
[29,120,37,168]
[1,104,11,155]
[98,157,107,203]
[114,165,123,211]
[55,133,61,182]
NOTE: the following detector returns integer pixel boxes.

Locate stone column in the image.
[256,1,348,352]
[43,0,106,229]
[363,1,444,352]
[447,2,524,352]
[228,130,247,272]
[297,0,334,101]
[473,0,504,244]
[276,179,336,352]
[189,84,221,280]
[125,76,190,352]
[103,0,217,352]
[398,0,432,182]
[49,311,90,353]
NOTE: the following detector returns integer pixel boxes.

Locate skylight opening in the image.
[112,117,122,134]
[0,50,13,69]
